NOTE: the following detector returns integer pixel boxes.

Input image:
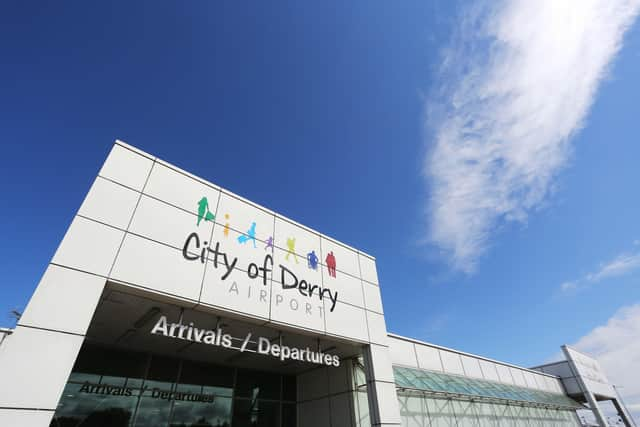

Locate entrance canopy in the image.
[86,283,363,376]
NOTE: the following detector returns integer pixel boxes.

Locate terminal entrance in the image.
[49,283,364,427]
[50,343,295,426]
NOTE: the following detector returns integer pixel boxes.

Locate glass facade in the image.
[350,361,583,427]
[50,343,296,427]
[393,366,582,427]
[394,366,583,409]
[398,395,582,427]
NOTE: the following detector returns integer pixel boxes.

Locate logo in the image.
[197,197,216,226]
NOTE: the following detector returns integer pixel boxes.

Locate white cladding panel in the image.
[440,350,465,376]
[460,354,483,379]
[99,143,154,191]
[415,344,444,372]
[93,141,386,346]
[52,216,125,277]
[479,360,500,382]
[78,176,140,229]
[389,338,419,368]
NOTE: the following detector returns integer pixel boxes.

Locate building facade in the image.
[0,141,633,427]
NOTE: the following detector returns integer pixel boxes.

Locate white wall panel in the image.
[388,338,418,368]
[367,344,395,383]
[510,368,527,387]
[373,381,402,424]
[0,409,54,426]
[460,355,483,379]
[0,326,84,410]
[110,233,204,301]
[440,350,465,376]
[325,302,368,342]
[323,268,364,308]
[415,344,444,372]
[479,360,500,382]
[496,364,514,384]
[52,216,124,277]
[144,162,220,216]
[99,143,154,191]
[129,195,214,252]
[320,237,360,279]
[274,217,321,259]
[78,177,140,229]
[363,282,383,313]
[358,253,379,285]
[365,310,389,346]
[216,192,275,243]
[200,259,271,320]
[18,265,105,335]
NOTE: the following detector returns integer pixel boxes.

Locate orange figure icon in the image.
[224,214,230,237]
[326,251,337,278]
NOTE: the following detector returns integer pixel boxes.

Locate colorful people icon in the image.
[285,237,298,263]
[223,214,231,237]
[237,222,257,248]
[264,236,274,252]
[197,197,215,226]
[307,250,318,270]
[326,251,337,278]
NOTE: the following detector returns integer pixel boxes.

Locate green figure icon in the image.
[285,237,298,263]
[197,197,215,226]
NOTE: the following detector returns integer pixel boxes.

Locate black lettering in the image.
[260,254,273,286]
[182,233,200,261]
[298,280,309,296]
[221,253,237,280]
[280,264,298,289]
[247,263,259,278]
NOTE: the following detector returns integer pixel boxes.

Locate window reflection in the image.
[50,343,295,427]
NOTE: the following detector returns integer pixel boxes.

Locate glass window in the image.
[179,360,234,397]
[425,398,457,427]
[282,375,296,402]
[282,402,296,427]
[235,369,281,401]
[133,355,180,427]
[232,398,281,427]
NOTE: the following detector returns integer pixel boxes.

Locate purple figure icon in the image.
[264,236,274,251]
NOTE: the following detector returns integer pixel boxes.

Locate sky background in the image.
[2,0,640,420]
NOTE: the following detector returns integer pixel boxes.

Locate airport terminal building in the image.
[0,141,635,427]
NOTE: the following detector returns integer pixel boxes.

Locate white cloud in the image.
[426,0,640,273]
[572,304,640,421]
[560,249,640,293]
[588,253,640,282]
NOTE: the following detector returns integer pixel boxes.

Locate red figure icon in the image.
[326,251,337,278]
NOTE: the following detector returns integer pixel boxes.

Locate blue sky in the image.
[2,0,640,414]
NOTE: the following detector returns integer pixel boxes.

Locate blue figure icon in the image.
[307,250,318,270]
[237,222,257,248]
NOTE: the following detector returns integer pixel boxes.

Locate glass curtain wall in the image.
[397,394,582,427]
[50,343,296,427]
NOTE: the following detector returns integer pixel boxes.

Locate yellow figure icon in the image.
[285,237,298,263]
[224,214,230,237]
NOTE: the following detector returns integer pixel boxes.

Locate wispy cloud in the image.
[426,0,640,273]
[571,304,640,421]
[560,248,640,293]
